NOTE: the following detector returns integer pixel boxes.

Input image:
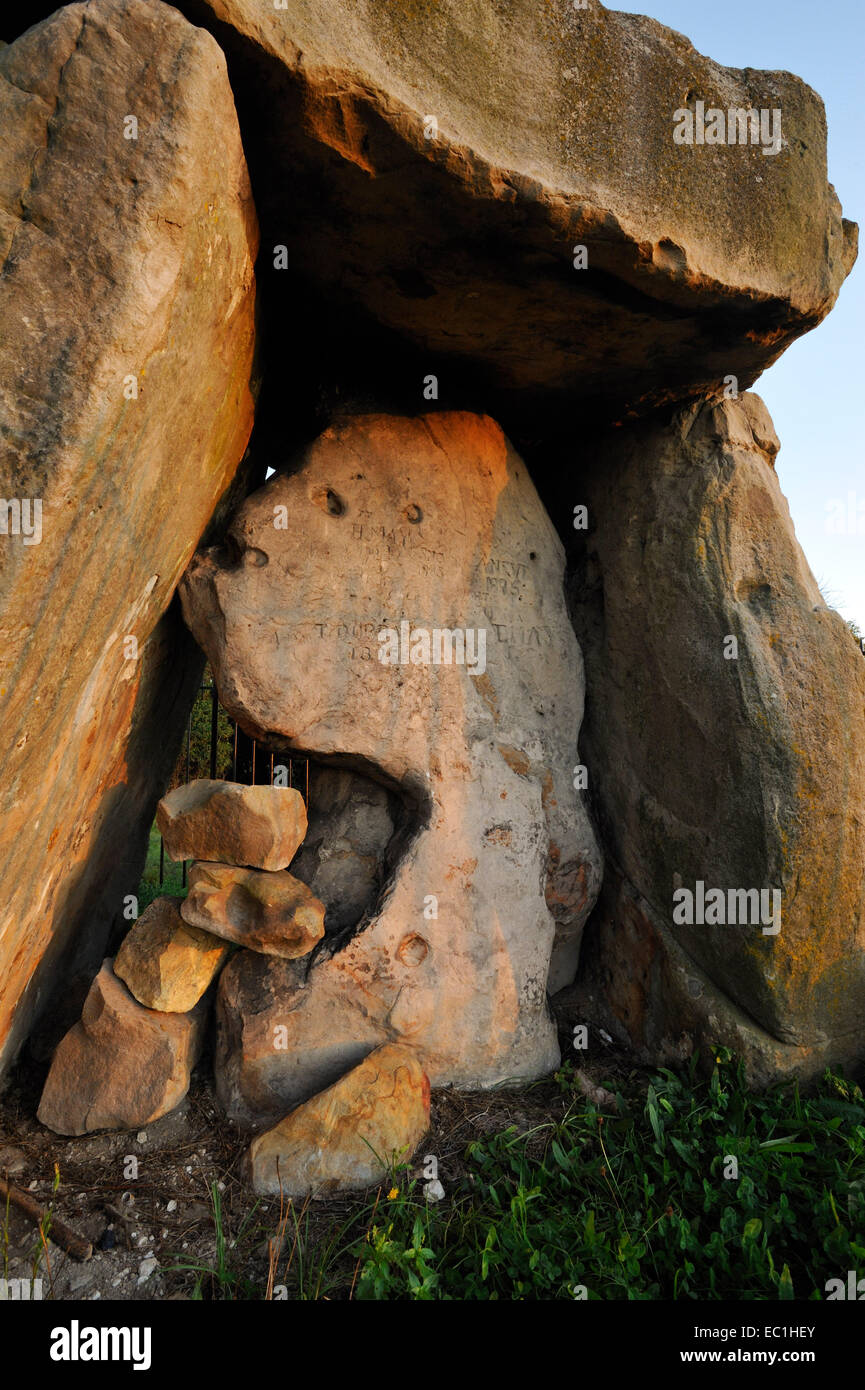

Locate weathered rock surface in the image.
[247,1043,430,1196]
[158,780,307,870]
[37,960,206,1135]
[0,0,258,1080]
[114,896,230,1013]
[173,0,854,426]
[568,393,865,1077]
[181,412,601,1096]
[289,766,401,938]
[215,951,391,1129]
[181,863,325,959]
[566,867,861,1088]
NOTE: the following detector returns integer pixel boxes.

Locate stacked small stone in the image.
[37,782,322,1136]
[158,780,324,960]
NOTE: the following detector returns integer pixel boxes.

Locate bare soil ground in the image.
[0,1003,638,1302]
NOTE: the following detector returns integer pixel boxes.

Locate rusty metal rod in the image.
[209,680,219,779]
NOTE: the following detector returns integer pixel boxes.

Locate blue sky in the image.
[613,0,864,628]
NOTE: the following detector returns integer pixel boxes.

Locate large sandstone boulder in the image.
[247,1043,430,1197]
[0,0,258,1078]
[172,0,854,426]
[569,393,865,1080]
[37,960,207,1135]
[157,780,308,869]
[181,412,602,1095]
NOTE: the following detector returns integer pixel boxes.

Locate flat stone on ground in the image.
[247,1043,430,1196]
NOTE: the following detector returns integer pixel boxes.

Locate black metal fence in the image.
[157,679,309,888]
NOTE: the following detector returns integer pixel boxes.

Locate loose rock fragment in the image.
[247,1044,430,1196]
[181,863,325,958]
[157,781,308,870]
[37,961,206,1136]
[114,896,230,1012]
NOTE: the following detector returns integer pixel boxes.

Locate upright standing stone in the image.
[181,412,602,1099]
[569,394,865,1081]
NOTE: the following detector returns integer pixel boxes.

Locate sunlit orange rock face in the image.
[181,412,603,1106]
[248,1043,430,1197]
[0,0,258,1078]
[114,897,230,1014]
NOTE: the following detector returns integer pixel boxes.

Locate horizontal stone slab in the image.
[171,0,855,427]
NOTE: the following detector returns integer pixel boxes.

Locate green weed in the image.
[350,1055,865,1301]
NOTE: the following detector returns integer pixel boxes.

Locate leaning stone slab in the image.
[114,896,230,1013]
[37,961,206,1136]
[0,0,257,1081]
[181,863,325,959]
[157,781,308,870]
[247,1043,430,1196]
